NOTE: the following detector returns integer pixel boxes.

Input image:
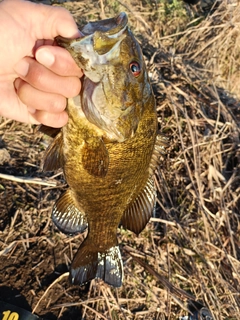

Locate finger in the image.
[14,57,81,98]
[0,81,38,124]
[34,39,55,50]
[35,45,83,77]
[15,78,67,114]
[31,109,68,128]
[35,4,81,39]
[0,80,67,128]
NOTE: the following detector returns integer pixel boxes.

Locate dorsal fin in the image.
[149,133,169,174]
[39,125,61,138]
[121,177,156,235]
[52,189,88,235]
[42,131,64,172]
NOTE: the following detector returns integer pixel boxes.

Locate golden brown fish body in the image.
[41,12,164,287]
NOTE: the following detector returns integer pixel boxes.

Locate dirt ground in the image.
[0,1,240,320]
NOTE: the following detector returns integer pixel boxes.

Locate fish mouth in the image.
[81,12,128,37]
[57,12,128,72]
[76,11,128,53]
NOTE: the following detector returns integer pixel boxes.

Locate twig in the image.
[0,173,57,187]
[51,297,105,309]
[32,272,69,314]
[0,118,13,129]
[126,248,196,301]
[150,217,176,226]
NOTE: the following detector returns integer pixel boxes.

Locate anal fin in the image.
[52,189,87,234]
[149,133,169,174]
[71,240,123,287]
[121,177,156,235]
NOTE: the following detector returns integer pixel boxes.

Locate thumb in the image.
[4,0,81,40]
[34,4,81,39]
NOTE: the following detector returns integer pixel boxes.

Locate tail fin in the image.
[70,240,123,287]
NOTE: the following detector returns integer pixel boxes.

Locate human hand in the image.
[0,0,83,127]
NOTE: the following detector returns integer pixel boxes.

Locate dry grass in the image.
[176,0,240,98]
[148,45,240,319]
[0,0,240,319]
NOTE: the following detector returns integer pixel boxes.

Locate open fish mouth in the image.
[56,12,128,74]
[81,11,128,37]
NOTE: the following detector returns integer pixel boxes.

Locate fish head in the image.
[56,12,153,142]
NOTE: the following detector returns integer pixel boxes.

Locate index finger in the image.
[35,45,83,77]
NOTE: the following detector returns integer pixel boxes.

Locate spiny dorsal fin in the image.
[42,132,64,172]
[155,133,169,154]
[39,125,61,138]
[121,177,156,235]
[82,138,109,177]
[149,133,169,174]
[71,240,123,287]
[52,189,88,235]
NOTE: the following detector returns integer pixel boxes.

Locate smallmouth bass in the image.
[40,12,167,287]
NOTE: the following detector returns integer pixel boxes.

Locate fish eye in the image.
[129,61,141,77]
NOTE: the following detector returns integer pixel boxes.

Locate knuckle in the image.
[35,111,51,126]
[30,68,44,87]
[26,59,49,89]
[66,77,81,98]
[35,110,67,128]
[51,95,66,112]
[16,80,30,102]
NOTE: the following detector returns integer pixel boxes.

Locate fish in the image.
[40,12,167,288]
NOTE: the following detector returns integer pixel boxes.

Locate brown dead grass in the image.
[148,46,240,319]
[176,0,240,99]
[0,0,240,319]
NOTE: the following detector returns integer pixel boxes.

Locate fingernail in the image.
[14,59,29,77]
[36,48,55,67]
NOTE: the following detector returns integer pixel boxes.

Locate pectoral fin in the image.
[39,125,61,138]
[82,138,109,177]
[52,189,88,234]
[42,132,64,172]
[121,177,156,235]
